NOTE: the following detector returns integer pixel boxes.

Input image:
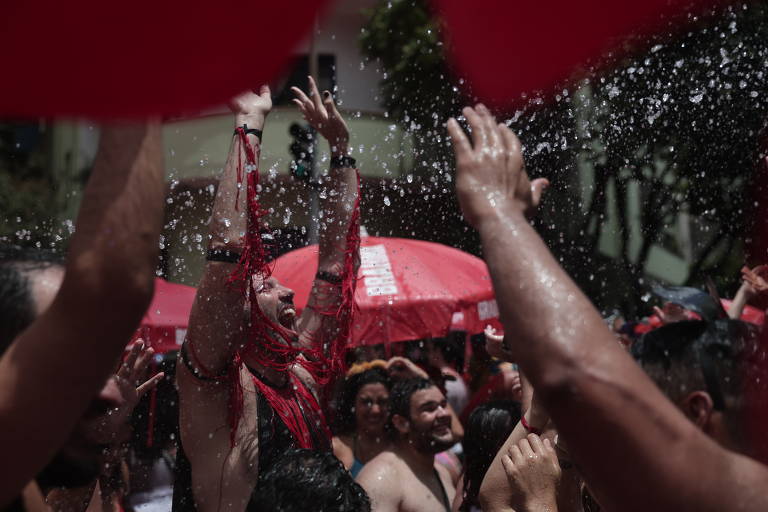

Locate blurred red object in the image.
[0,1,331,118]
[431,0,724,109]
[271,236,501,346]
[0,0,728,118]
[131,278,196,354]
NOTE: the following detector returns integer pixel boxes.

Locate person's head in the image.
[632,319,760,453]
[250,448,371,512]
[388,378,454,454]
[0,244,134,488]
[241,274,299,369]
[0,244,64,355]
[252,275,297,332]
[337,364,391,436]
[460,400,521,511]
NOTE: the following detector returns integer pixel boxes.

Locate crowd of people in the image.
[2,75,768,512]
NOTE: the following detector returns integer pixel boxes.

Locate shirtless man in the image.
[0,121,164,510]
[447,104,768,511]
[175,77,360,512]
[357,378,456,512]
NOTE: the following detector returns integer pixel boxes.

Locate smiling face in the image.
[400,386,455,454]
[355,382,390,435]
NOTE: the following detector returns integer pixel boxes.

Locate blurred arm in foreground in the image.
[448,105,768,512]
[0,121,164,507]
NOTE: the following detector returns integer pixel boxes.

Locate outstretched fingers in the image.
[136,371,165,397]
[447,118,472,159]
[463,106,488,150]
[530,178,550,208]
[118,341,142,380]
[307,76,326,114]
[291,86,313,111]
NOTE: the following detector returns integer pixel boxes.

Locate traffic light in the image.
[288,122,315,181]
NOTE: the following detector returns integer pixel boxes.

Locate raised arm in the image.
[0,122,164,506]
[291,77,360,353]
[448,105,768,512]
[183,87,272,375]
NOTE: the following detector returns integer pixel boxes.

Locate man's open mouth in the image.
[278,306,297,329]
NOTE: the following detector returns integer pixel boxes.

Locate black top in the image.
[172,372,329,512]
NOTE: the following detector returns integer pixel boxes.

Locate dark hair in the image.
[388,377,434,431]
[250,448,371,512]
[632,319,760,432]
[460,400,522,511]
[336,367,392,434]
[0,244,63,355]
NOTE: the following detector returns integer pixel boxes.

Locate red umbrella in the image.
[271,236,501,346]
[131,278,197,354]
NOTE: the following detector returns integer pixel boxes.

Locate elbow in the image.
[62,252,156,322]
[526,356,583,409]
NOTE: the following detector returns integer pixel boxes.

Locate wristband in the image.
[234,124,263,141]
[206,248,242,263]
[330,155,356,169]
[521,414,543,436]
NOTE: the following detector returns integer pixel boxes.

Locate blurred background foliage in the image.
[360,0,768,315]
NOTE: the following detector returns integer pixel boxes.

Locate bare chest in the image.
[397,468,453,512]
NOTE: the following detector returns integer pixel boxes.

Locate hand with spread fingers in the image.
[447,105,548,227]
[291,76,349,155]
[500,434,561,512]
[92,341,165,445]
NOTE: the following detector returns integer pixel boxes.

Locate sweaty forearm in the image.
[209,114,265,249]
[317,161,358,272]
[0,122,164,506]
[63,122,163,322]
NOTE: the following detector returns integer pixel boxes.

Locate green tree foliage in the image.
[0,122,65,251]
[360,0,768,315]
[360,0,462,173]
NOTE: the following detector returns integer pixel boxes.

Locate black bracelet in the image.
[316,270,343,284]
[234,124,263,141]
[206,248,242,263]
[330,155,356,169]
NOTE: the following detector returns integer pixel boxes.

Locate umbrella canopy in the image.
[132,278,197,353]
[271,237,501,346]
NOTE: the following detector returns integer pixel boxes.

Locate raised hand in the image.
[741,265,768,295]
[91,341,165,444]
[485,325,515,361]
[386,356,429,380]
[447,105,548,227]
[501,434,561,512]
[291,76,349,154]
[229,85,273,126]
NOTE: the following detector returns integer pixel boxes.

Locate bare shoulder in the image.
[356,451,402,486]
[356,451,403,511]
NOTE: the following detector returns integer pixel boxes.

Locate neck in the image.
[356,429,389,451]
[245,358,289,387]
[394,438,436,475]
